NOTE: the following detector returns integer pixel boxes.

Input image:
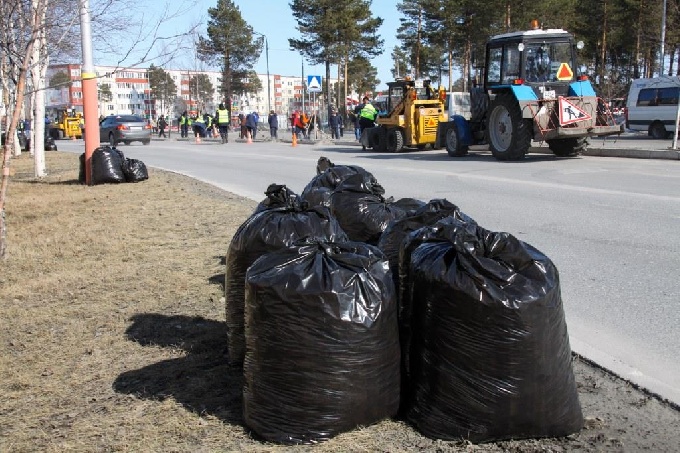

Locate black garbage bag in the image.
[379,199,472,276]
[225,186,348,366]
[377,200,475,409]
[400,217,582,443]
[329,173,408,245]
[243,240,401,444]
[392,197,426,215]
[91,146,125,185]
[78,153,86,184]
[300,157,377,207]
[253,183,298,213]
[123,158,149,182]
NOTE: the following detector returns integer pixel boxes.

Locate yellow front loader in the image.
[362,79,447,152]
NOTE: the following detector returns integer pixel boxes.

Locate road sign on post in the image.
[307,75,322,93]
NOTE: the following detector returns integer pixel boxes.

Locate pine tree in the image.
[197,0,261,111]
[148,65,177,118]
[289,0,383,113]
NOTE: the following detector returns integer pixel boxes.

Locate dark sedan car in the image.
[99,115,151,146]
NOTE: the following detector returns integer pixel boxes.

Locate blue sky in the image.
[103,1,403,91]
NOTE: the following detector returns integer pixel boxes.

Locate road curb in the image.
[584,147,680,160]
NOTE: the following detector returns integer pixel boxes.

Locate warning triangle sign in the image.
[427,117,437,127]
[558,97,592,126]
[556,63,574,81]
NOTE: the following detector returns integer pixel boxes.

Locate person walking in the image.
[215,103,230,143]
[292,111,305,139]
[158,116,167,138]
[179,111,188,138]
[245,112,256,141]
[267,110,278,140]
[328,109,341,139]
[239,113,247,139]
[252,111,259,139]
[348,110,360,140]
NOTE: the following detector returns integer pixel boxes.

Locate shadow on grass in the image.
[113,313,243,425]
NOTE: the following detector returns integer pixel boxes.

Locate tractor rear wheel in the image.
[371,127,387,152]
[386,128,404,153]
[548,138,588,157]
[486,93,531,161]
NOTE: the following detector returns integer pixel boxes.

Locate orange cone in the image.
[247,132,253,144]
[195,135,201,144]
[292,132,297,147]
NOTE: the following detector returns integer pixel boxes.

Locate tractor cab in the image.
[485,26,580,98]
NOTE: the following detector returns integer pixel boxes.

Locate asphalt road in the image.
[57,137,680,405]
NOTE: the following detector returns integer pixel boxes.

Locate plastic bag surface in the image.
[225,186,348,365]
[329,173,407,245]
[400,217,583,443]
[123,158,149,182]
[91,146,125,184]
[377,200,474,410]
[243,240,401,444]
[300,157,377,206]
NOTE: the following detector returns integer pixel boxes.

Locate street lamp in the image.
[254,31,271,113]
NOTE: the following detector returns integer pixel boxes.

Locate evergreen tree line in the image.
[396,0,680,99]
[150,0,680,112]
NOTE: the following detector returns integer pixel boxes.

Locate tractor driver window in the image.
[487,47,502,84]
[524,45,551,82]
[502,46,520,84]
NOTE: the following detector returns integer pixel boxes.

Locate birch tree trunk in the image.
[0,0,46,257]
[32,0,49,177]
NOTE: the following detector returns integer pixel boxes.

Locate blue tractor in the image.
[441,25,623,160]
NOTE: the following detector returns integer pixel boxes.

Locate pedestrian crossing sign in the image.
[558,97,591,126]
[307,75,322,92]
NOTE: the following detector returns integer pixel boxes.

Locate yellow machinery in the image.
[362,79,447,152]
[49,109,83,139]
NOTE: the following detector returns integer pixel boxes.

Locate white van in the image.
[626,76,680,138]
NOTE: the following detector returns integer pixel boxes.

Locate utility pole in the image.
[79,0,98,185]
[253,32,271,114]
[660,0,667,76]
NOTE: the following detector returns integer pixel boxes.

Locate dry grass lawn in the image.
[1,152,678,452]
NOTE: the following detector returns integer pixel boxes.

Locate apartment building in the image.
[46,64,338,122]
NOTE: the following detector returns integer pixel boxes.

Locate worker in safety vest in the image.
[179,111,188,138]
[192,114,206,138]
[215,103,230,144]
[357,96,377,149]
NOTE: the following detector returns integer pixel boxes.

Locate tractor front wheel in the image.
[386,128,404,153]
[486,93,531,161]
[548,138,588,157]
[446,125,469,157]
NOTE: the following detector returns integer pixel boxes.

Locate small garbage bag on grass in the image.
[329,173,409,245]
[225,185,348,366]
[401,217,583,443]
[122,158,148,182]
[91,146,125,184]
[243,240,401,444]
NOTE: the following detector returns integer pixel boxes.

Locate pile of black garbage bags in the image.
[225,156,583,445]
[79,146,148,185]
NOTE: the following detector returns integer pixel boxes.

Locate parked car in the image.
[99,115,151,146]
